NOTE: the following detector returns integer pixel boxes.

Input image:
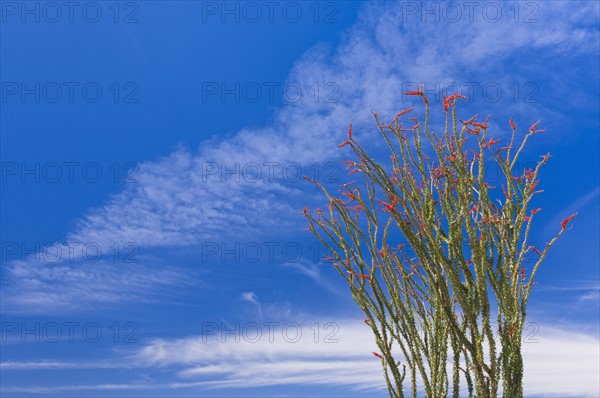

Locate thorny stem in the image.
[304,91,575,397]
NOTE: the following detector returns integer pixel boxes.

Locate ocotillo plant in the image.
[303,90,576,398]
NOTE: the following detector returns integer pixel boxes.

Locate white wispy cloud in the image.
[282,258,344,296]
[537,279,600,292]
[3,320,598,397]
[1,258,195,314]
[240,291,263,320]
[0,360,134,370]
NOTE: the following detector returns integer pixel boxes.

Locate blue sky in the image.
[0,1,599,396]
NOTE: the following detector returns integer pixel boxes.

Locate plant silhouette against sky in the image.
[304,89,576,398]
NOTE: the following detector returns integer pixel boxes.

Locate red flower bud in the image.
[529,120,544,134]
[561,213,577,230]
[482,138,501,148]
[376,198,398,212]
[529,180,540,192]
[396,107,415,118]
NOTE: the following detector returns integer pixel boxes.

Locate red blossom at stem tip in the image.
[482,138,501,148]
[529,120,545,134]
[529,180,540,192]
[341,191,356,202]
[524,169,535,180]
[443,93,467,111]
[338,140,350,148]
[347,123,353,139]
[376,198,398,212]
[405,89,428,106]
[396,107,415,119]
[561,213,578,230]
[510,118,517,130]
[372,352,383,359]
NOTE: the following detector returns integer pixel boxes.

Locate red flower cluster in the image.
[524,169,534,179]
[405,89,429,106]
[376,197,398,212]
[529,120,545,134]
[338,124,354,148]
[462,115,491,134]
[525,208,542,221]
[561,213,577,229]
[443,93,467,112]
[482,138,501,148]
[396,107,415,119]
